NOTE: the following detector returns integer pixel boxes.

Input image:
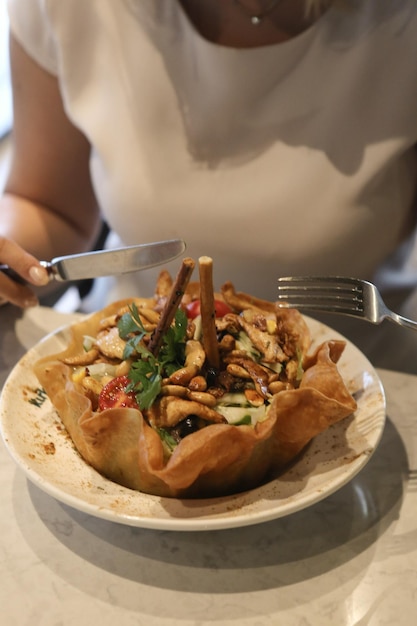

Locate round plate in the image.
[0,317,385,531]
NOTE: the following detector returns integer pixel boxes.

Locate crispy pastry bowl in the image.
[33,259,357,499]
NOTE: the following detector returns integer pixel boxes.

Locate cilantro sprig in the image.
[117,303,188,410]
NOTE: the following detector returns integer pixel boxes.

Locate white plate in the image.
[0,317,385,531]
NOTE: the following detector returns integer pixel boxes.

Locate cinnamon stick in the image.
[198,256,220,369]
[148,257,195,356]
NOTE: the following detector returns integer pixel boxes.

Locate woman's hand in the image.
[0,34,102,309]
[0,237,49,307]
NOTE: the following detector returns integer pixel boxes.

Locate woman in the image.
[0,0,417,309]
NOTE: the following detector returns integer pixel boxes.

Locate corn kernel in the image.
[72,367,87,383]
[266,319,277,334]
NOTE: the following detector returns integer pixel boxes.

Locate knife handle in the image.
[0,262,53,284]
[0,264,27,285]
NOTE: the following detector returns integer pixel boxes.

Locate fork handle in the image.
[389,312,417,331]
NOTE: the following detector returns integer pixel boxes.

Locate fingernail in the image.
[29,265,49,285]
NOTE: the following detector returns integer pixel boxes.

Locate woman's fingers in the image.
[27,264,50,285]
[0,265,39,307]
[0,236,49,285]
[0,237,50,307]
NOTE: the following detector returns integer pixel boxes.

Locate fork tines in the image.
[277,276,365,314]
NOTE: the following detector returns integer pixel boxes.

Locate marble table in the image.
[1,304,417,625]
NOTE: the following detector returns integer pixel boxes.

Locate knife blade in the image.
[0,239,186,283]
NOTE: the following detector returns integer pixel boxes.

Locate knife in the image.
[0,239,186,283]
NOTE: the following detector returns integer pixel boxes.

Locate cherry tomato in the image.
[185,299,232,319]
[98,375,138,411]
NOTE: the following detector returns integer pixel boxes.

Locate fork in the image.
[276,276,417,331]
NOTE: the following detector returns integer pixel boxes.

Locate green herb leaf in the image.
[234,414,252,426]
[118,305,188,410]
[158,428,178,453]
[159,309,187,363]
[136,372,162,410]
[117,303,147,339]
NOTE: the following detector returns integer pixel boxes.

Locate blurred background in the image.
[0,0,11,189]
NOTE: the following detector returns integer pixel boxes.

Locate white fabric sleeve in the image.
[7,0,58,75]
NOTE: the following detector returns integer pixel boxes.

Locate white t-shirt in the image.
[7,0,417,302]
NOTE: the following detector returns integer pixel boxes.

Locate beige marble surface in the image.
[1,307,417,625]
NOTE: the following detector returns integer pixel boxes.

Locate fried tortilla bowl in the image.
[34,257,357,499]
